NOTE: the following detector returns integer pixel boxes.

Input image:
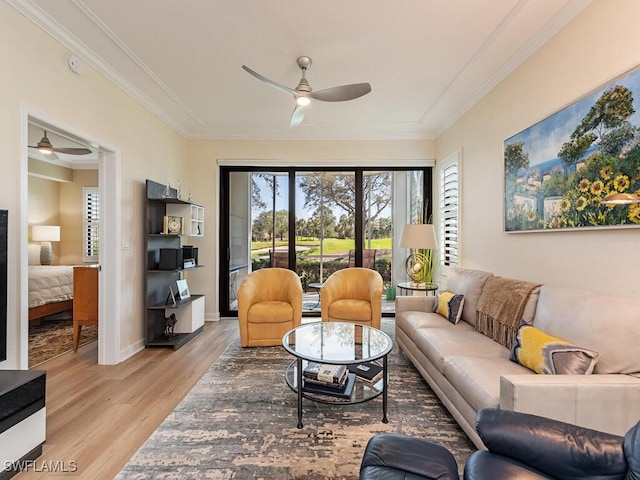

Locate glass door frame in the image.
[219,166,432,317]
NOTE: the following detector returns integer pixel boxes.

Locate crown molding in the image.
[7,0,191,136]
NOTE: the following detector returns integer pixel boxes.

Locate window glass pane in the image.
[296,172,354,313]
[251,172,289,270]
[221,166,431,317]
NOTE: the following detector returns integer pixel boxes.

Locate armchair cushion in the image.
[471,408,628,480]
[328,299,371,322]
[360,434,460,480]
[247,301,294,323]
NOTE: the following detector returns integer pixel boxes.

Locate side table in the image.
[307,282,324,308]
[397,281,438,296]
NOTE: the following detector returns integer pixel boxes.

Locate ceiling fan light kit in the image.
[29,130,92,156]
[242,56,371,127]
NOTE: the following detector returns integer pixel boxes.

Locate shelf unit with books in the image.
[145,179,205,349]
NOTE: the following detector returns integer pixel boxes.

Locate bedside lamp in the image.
[400,224,437,285]
[32,225,60,265]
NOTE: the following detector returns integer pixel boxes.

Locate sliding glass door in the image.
[220,167,431,317]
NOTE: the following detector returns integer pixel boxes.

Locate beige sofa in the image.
[395,268,640,448]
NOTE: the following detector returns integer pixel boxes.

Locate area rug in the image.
[116,320,475,479]
[29,316,98,367]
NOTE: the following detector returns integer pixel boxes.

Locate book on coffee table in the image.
[348,361,384,383]
[302,372,356,399]
[303,362,347,385]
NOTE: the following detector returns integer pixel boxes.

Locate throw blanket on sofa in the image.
[476,276,541,349]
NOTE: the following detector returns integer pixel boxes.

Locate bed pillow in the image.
[510,321,600,375]
[434,291,465,324]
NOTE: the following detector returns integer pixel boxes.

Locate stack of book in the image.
[348,361,384,384]
[302,362,356,399]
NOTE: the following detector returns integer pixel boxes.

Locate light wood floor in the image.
[18,319,238,479]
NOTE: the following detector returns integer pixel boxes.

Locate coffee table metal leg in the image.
[297,357,303,428]
[382,354,388,423]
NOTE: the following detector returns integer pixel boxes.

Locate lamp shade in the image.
[32,225,60,242]
[400,224,437,250]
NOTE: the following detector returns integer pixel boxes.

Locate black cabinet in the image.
[0,370,46,479]
[145,180,205,349]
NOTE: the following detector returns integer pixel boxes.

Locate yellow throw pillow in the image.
[510,321,600,375]
[434,291,465,324]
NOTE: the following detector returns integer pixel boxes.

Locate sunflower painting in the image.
[504,66,640,232]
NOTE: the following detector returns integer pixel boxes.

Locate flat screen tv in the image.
[0,210,7,362]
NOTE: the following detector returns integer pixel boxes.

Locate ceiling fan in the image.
[29,130,92,158]
[242,56,372,127]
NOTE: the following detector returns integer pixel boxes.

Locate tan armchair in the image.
[237,268,302,347]
[320,268,383,329]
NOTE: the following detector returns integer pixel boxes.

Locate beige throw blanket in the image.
[476,276,541,349]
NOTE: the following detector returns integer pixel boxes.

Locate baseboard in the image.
[118,339,145,363]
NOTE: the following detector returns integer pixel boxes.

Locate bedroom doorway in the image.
[22,112,121,368]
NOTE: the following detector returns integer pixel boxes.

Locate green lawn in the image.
[252,237,391,256]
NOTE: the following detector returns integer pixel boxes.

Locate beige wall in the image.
[435,0,640,298]
[59,169,99,265]
[27,169,98,266]
[27,176,60,265]
[1,2,187,368]
[187,139,435,318]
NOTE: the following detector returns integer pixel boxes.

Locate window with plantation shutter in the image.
[439,157,459,268]
[83,187,99,262]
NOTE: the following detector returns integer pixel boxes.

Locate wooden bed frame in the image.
[29,300,73,322]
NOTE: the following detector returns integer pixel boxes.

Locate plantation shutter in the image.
[83,187,99,262]
[440,162,459,268]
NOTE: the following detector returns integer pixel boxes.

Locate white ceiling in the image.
[10,0,592,141]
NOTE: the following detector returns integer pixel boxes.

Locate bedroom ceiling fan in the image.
[29,130,92,157]
[242,56,372,127]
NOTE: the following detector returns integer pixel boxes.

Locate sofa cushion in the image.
[510,321,600,375]
[434,291,465,324]
[533,286,640,374]
[413,327,506,373]
[444,269,493,327]
[443,355,533,412]
[396,311,463,338]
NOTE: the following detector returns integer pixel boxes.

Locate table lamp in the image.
[400,224,437,285]
[32,225,60,265]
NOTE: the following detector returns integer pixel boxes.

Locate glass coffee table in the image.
[282,321,393,429]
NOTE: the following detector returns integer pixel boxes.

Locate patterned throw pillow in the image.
[510,321,600,375]
[434,291,465,324]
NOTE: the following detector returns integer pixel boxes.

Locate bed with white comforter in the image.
[28,265,74,320]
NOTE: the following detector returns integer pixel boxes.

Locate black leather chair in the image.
[359,408,640,480]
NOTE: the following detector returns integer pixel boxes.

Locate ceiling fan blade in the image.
[51,147,92,155]
[28,145,60,160]
[242,65,296,97]
[309,83,372,102]
[290,104,305,127]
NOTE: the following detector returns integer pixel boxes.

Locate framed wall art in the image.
[504,66,640,232]
[176,279,190,300]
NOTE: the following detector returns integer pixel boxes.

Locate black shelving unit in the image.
[145,179,205,349]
